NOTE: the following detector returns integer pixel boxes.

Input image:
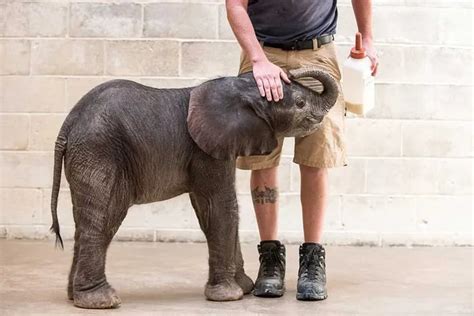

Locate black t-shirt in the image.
[248,0,338,44]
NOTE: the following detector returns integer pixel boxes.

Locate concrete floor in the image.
[0,240,472,315]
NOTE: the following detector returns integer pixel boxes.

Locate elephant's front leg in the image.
[234,234,255,294]
[190,190,243,301]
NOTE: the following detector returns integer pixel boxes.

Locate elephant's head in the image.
[187,68,339,160]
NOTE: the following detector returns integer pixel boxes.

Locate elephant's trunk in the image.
[289,68,339,111]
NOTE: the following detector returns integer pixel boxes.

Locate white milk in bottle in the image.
[342,32,375,116]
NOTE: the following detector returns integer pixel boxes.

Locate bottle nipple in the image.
[350,32,366,59]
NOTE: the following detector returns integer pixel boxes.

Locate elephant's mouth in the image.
[303,116,324,129]
[294,117,324,137]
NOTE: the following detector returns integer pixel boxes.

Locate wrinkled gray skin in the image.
[50,69,338,309]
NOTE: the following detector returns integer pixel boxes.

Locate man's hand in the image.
[363,38,378,76]
[252,58,291,102]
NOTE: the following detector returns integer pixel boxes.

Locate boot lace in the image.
[260,248,283,277]
[300,248,325,281]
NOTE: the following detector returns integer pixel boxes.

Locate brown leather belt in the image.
[263,34,335,51]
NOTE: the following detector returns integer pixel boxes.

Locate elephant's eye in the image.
[296,98,305,108]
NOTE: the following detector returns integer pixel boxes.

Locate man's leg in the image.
[300,166,328,243]
[250,167,286,297]
[297,165,329,301]
[251,167,279,240]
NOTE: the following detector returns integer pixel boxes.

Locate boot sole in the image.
[296,292,327,301]
[253,287,285,298]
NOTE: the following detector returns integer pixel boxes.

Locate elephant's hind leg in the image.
[67,228,80,300]
[70,169,130,309]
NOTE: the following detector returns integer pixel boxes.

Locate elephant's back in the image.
[63,80,195,203]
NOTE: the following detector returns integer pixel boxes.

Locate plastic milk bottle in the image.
[342,32,375,116]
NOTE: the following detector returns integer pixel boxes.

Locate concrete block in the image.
[29,114,67,151]
[218,5,235,40]
[181,41,240,77]
[373,6,439,44]
[235,194,257,231]
[0,40,30,75]
[70,3,141,38]
[370,84,472,121]
[431,85,472,121]
[402,121,471,157]
[291,158,366,194]
[370,84,433,120]
[415,196,472,233]
[330,158,366,194]
[0,188,42,225]
[334,5,357,43]
[3,225,49,240]
[1,77,66,113]
[346,118,402,156]
[144,3,217,39]
[0,114,29,150]
[1,2,67,37]
[438,8,473,46]
[342,196,417,233]
[122,194,198,229]
[366,159,438,194]
[0,152,53,188]
[437,159,471,195]
[106,40,179,76]
[424,47,472,85]
[66,77,110,110]
[31,40,104,75]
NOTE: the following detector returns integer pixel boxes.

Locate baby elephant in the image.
[50,69,338,308]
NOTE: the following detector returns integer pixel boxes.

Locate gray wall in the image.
[0,0,472,245]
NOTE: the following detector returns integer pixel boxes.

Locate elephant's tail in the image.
[50,114,77,249]
[50,135,66,249]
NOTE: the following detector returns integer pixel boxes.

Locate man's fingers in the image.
[263,77,273,101]
[270,77,280,102]
[275,77,283,100]
[370,57,378,76]
[280,71,291,84]
[256,78,265,97]
[372,63,378,76]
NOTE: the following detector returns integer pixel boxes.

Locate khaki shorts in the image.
[236,42,347,170]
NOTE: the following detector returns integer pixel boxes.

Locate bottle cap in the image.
[350,32,366,59]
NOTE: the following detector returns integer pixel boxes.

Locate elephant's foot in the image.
[235,270,254,295]
[73,283,121,309]
[205,279,243,301]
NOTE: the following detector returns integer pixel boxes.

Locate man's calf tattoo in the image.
[251,186,278,204]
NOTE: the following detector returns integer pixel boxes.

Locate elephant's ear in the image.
[187,79,278,160]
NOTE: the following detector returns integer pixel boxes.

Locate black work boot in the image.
[296,243,327,301]
[253,240,286,297]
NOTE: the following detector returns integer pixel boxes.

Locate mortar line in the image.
[2,36,472,49]
[2,74,470,87]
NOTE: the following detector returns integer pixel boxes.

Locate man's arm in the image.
[352,0,378,75]
[226,0,290,101]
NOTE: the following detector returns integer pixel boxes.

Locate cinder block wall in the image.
[0,0,472,246]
